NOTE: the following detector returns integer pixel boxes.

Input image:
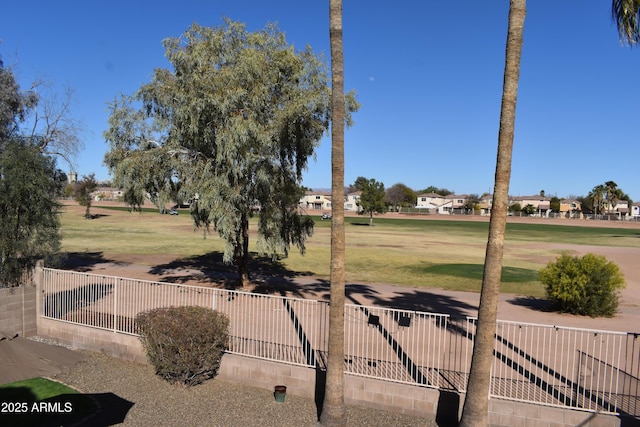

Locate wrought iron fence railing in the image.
[40,268,640,416]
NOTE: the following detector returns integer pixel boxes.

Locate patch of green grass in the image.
[417,263,539,283]
[0,377,96,426]
[399,262,545,297]
[0,377,77,400]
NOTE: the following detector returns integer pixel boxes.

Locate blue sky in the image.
[2,1,639,200]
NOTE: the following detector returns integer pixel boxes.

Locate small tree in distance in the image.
[73,173,97,219]
[356,177,386,226]
[385,183,416,212]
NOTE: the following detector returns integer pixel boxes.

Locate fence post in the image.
[113,277,118,333]
[34,260,44,334]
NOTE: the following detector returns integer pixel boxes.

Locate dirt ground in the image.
[69,205,640,334]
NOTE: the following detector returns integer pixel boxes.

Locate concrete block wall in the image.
[37,317,146,364]
[344,375,443,418]
[217,354,317,399]
[0,285,36,337]
[486,398,621,427]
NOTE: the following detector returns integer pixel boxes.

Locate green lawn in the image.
[59,204,640,297]
[0,377,96,426]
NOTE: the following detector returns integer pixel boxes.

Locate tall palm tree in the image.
[459,1,526,426]
[613,0,640,45]
[320,0,347,425]
[590,184,606,215]
[604,180,623,214]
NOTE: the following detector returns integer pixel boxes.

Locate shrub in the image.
[539,252,625,317]
[135,306,229,386]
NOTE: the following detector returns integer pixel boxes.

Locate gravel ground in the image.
[52,350,437,427]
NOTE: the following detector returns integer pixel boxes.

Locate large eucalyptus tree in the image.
[0,58,63,286]
[459,1,527,426]
[104,20,356,287]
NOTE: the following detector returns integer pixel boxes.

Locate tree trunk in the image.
[459,1,526,426]
[369,211,373,226]
[235,212,251,289]
[320,0,346,425]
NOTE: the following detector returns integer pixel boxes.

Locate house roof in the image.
[304,190,331,196]
[510,195,551,201]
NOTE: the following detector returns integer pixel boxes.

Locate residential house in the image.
[559,199,582,219]
[345,191,362,212]
[632,202,640,219]
[478,194,493,216]
[415,193,475,215]
[415,193,446,213]
[509,195,551,217]
[445,194,471,214]
[93,187,123,201]
[604,200,629,219]
[299,191,332,211]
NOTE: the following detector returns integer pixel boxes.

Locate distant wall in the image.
[0,285,37,337]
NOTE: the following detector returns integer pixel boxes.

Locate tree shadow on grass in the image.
[61,252,118,273]
[507,296,554,313]
[148,251,316,291]
[366,289,479,320]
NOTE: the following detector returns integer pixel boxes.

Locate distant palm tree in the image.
[590,184,606,215]
[612,0,640,45]
[604,180,621,214]
[320,0,347,425]
[459,1,527,426]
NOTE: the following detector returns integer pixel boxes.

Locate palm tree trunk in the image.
[320,0,347,425]
[459,1,526,426]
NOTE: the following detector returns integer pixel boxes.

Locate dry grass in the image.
[58,202,640,297]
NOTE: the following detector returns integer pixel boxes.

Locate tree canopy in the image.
[73,173,98,219]
[0,139,61,286]
[613,0,640,45]
[355,177,386,225]
[385,182,416,211]
[418,185,453,196]
[104,19,358,287]
[587,180,631,215]
[0,56,67,286]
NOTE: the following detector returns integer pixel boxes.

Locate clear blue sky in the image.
[2,1,639,200]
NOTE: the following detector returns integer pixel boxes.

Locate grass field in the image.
[59,203,640,297]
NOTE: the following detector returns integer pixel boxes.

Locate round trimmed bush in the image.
[136,306,229,386]
[539,252,625,317]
